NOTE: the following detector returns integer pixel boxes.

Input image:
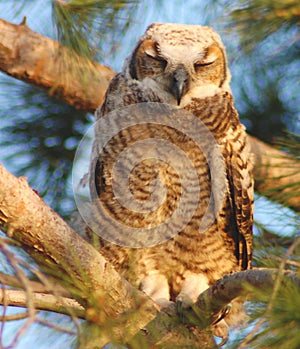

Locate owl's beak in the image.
[170,65,189,105]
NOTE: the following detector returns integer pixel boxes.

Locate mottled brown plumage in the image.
[89,23,254,342]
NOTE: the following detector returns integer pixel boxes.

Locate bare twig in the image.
[0,289,85,318]
[0,311,30,321]
[0,271,69,295]
[0,242,36,318]
[36,317,77,335]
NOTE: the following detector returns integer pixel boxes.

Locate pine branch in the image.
[0,163,158,347]
[129,268,300,348]
[0,17,115,112]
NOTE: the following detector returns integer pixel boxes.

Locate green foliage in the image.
[0,75,90,216]
[225,236,300,349]
[254,231,300,269]
[52,0,138,60]
[228,283,300,349]
[239,278,300,349]
[230,0,300,49]
[228,25,299,142]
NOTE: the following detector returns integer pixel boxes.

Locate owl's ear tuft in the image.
[145,22,163,33]
[129,40,143,80]
[129,39,156,79]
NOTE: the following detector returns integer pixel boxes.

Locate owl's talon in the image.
[176,293,193,309]
[162,301,177,316]
[211,304,231,347]
[212,303,232,325]
[176,300,189,321]
[213,319,229,347]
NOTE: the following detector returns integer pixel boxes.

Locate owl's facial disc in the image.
[170,65,190,105]
[130,36,228,104]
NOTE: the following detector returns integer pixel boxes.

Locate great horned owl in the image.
[89,23,254,342]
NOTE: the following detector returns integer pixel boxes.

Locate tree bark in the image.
[0,164,158,347]
[249,136,300,212]
[0,18,298,212]
[0,17,115,112]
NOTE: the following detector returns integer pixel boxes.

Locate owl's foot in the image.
[140,273,175,312]
[176,295,231,346]
[176,293,193,308]
[175,299,230,347]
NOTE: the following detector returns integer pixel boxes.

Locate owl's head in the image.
[124,23,231,106]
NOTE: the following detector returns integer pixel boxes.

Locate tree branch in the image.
[0,18,115,112]
[0,271,71,296]
[0,18,298,211]
[185,268,300,327]
[0,289,85,318]
[249,136,300,212]
[129,268,300,348]
[0,163,158,347]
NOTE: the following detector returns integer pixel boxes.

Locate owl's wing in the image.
[225,133,254,270]
[95,73,164,120]
[91,73,165,196]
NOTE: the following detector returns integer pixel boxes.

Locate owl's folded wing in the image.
[225,132,254,270]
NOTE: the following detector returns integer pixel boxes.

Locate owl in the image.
[88,23,254,344]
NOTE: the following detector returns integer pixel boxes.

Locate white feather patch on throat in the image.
[180,84,226,107]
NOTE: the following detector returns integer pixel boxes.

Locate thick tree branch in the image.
[0,163,158,347]
[0,18,298,211]
[0,18,115,112]
[184,268,300,327]
[249,136,300,212]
